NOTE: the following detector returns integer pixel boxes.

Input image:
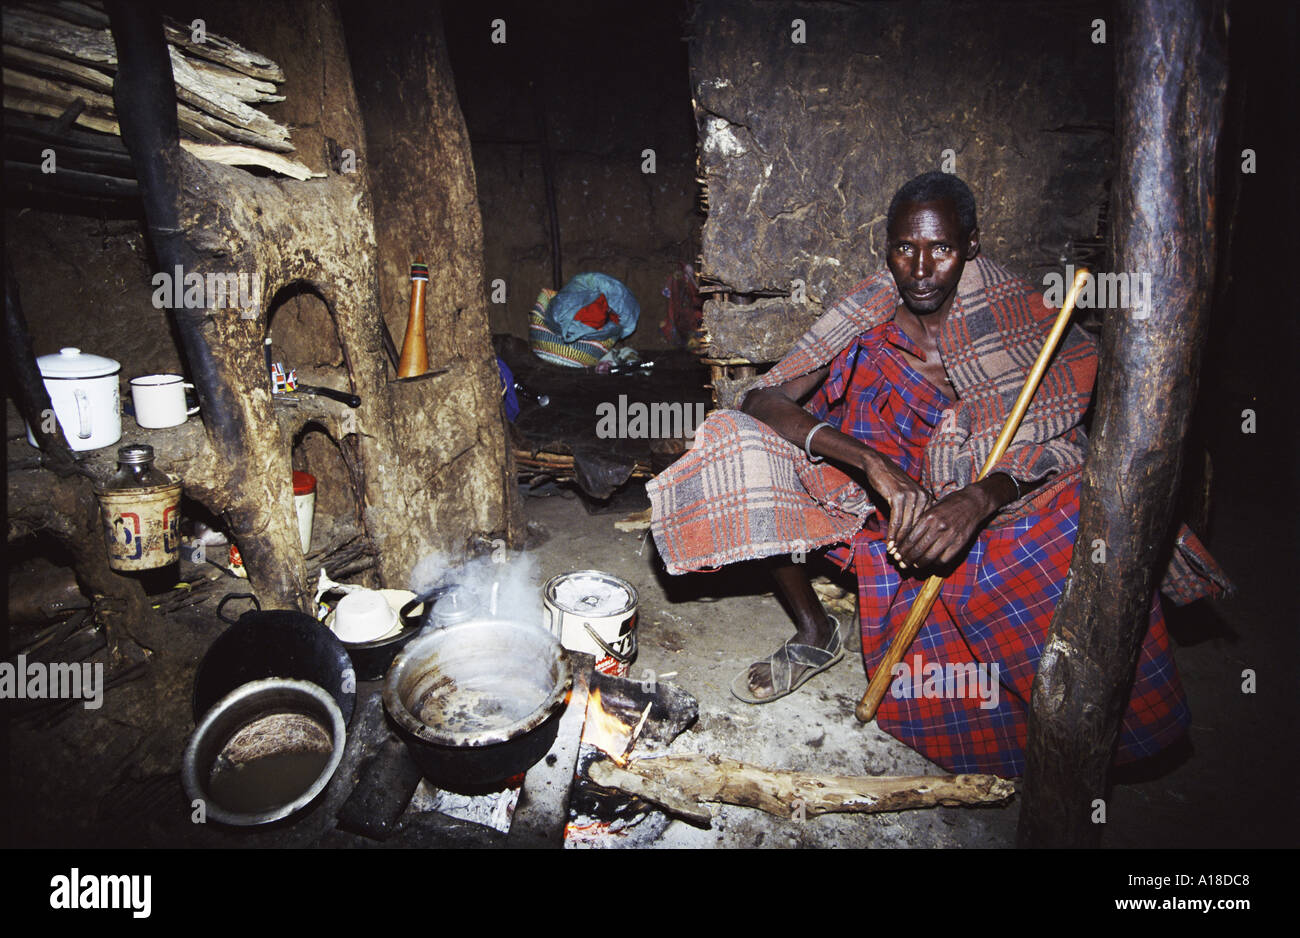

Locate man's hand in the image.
[892,485,991,569]
[891,473,1020,570]
[861,454,933,550]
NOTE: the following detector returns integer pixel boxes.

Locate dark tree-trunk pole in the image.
[5,258,83,478]
[105,0,242,451]
[104,0,309,611]
[533,78,563,291]
[1018,0,1228,847]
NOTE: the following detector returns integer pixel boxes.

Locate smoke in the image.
[408,549,543,628]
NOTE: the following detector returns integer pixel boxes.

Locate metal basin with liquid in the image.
[181,678,347,826]
[382,617,572,793]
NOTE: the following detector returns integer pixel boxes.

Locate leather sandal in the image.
[730,616,844,704]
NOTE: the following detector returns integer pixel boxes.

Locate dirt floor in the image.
[521,487,1020,848]
[518,458,1295,849]
[6,426,1291,848]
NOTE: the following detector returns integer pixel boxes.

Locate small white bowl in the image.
[332,590,399,643]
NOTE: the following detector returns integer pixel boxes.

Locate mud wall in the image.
[443,1,700,350]
[692,0,1114,363]
[5,0,511,603]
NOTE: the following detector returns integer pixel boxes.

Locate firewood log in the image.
[589,753,1016,824]
[4,4,291,150]
[16,1,285,83]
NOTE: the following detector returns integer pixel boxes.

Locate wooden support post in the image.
[105,0,241,451]
[1017,0,1228,847]
[105,0,308,611]
[4,258,82,478]
[533,76,562,292]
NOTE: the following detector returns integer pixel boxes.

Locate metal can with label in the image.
[541,571,638,676]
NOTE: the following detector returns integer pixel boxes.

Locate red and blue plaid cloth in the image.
[648,257,1230,774]
[649,258,1231,600]
[748,257,1100,510]
[809,325,1188,776]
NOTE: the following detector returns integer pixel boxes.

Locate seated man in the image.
[647,171,1228,777]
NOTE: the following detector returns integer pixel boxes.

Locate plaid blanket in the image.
[648,257,1231,604]
[805,326,1187,773]
[655,321,1191,773]
[857,483,1189,776]
[749,256,1099,505]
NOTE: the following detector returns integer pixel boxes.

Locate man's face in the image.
[886,199,980,317]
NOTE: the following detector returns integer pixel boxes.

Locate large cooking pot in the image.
[383,617,572,793]
[195,594,356,724]
[26,347,121,451]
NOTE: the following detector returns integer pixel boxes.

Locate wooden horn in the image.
[397,256,429,378]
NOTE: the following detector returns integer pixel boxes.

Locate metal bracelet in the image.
[804,421,832,463]
[1008,474,1025,501]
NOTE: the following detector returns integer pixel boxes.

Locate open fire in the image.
[580,687,651,766]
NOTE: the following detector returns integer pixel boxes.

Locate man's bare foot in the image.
[734,616,843,703]
[739,557,844,702]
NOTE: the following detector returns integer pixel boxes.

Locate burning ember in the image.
[564,673,697,847]
[582,687,638,766]
[566,687,660,846]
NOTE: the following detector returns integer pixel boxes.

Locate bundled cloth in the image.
[529,288,615,368]
[544,272,640,343]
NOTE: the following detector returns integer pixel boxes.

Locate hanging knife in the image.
[296,384,361,408]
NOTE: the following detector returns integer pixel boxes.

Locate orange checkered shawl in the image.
[747,256,1097,514]
[650,256,1231,604]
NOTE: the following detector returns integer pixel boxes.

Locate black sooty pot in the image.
[382,617,572,793]
[335,590,434,682]
[195,594,356,724]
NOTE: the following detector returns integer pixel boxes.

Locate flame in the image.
[582,687,634,766]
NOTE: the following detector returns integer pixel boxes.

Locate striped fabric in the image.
[746,255,1099,513]
[809,327,1187,775]
[854,487,1188,776]
[648,257,1231,603]
[647,409,871,572]
[528,288,614,368]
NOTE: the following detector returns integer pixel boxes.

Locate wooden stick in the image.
[177,55,284,105]
[9,3,285,82]
[4,131,134,174]
[3,69,290,150]
[4,6,291,149]
[622,702,653,761]
[588,760,714,825]
[177,141,321,180]
[855,268,1092,723]
[588,753,1015,823]
[4,158,138,198]
[160,17,285,84]
[2,7,117,68]
[22,1,111,31]
[3,41,114,92]
[166,46,291,145]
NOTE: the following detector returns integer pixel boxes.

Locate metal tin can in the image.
[94,474,183,571]
[542,570,638,676]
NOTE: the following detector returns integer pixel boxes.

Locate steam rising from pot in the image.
[409,549,542,629]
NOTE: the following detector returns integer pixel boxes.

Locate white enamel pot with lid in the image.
[26,347,122,451]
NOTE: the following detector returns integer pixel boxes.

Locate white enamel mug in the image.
[131,374,199,428]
